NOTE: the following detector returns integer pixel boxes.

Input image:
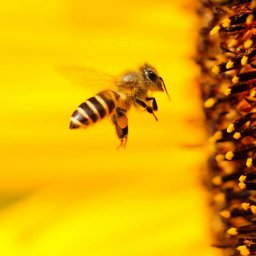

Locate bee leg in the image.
[112,108,128,148]
[135,98,158,121]
[146,97,158,111]
[115,126,128,149]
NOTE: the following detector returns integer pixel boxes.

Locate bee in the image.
[69,63,169,147]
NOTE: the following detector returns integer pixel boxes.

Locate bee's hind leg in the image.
[111,108,128,149]
[117,133,128,149]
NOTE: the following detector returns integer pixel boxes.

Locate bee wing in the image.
[58,65,117,93]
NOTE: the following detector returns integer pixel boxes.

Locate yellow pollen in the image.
[250,90,256,97]
[246,14,254,25]
[210,25,220,36]
[239,182,246,190]
[224,88,231,95]
[237,245,250,256]
[212,65,220,74]
[226,60,234,69]
[225,151,234,160]
[227,123,235,133]
[251,205,256,214]
[220,210,231,219]
[204,98,216,108]
[244,39,253,49]
[251,0,256,9]
[246,158,253,168]
[233,132,241,139]
[241,55,248,66]
[227,227,238,236]
[241,202,250,210]
[239,175,246,182]
[232,76,239,83]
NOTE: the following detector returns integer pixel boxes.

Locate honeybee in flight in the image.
[69,63,169,147]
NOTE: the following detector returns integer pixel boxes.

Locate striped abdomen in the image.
[70,90,119,129]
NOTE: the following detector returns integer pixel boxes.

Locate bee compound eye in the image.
[146,70,157,82]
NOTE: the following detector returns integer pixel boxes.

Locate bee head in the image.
[142,64,170,100]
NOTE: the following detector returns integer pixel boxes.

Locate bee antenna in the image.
[160,77,170,101]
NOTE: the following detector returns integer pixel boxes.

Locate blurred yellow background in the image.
[0,0,219,255]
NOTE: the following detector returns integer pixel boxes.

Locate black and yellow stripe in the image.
[70,90,119,129]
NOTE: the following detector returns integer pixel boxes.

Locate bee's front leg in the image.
[146,97,158,111]
[111,108,128,148]
[135,98,158,121]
